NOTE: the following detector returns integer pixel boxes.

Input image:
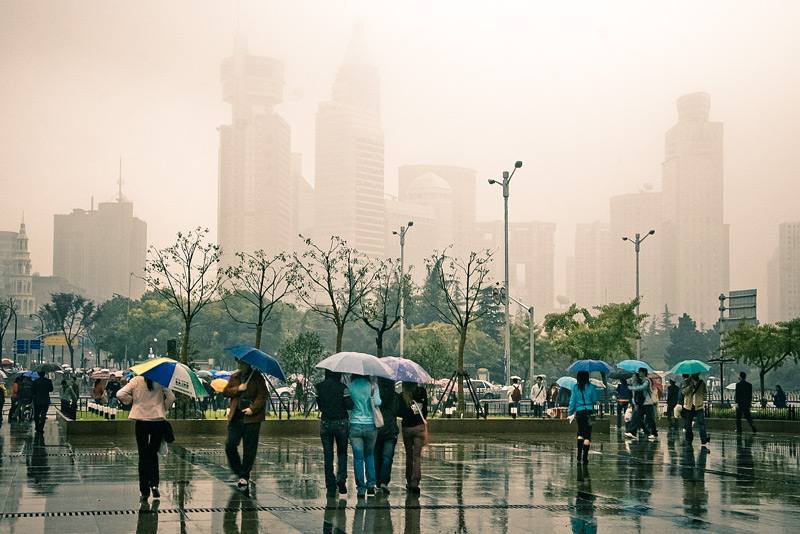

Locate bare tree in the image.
[40,293,98,369]
[144,227,222,365]
[220,250,296,350]
[359,257,403,357]
[293,235,377,353]
[424,248,494,411]
[0,298,17,362]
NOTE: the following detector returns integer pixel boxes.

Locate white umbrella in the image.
[316,352,393,379]
[726,383,737,390]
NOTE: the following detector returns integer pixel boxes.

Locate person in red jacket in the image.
[222,359,269,492]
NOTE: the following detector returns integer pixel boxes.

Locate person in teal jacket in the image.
[568,371,599,463]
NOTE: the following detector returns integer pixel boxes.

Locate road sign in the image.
[719,289,758,332]
[29,339,42,350]
[16,339,28,354]
[44,335,68,346]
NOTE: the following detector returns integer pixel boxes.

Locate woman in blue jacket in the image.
[568,371,598,463]
[348,374,382,498]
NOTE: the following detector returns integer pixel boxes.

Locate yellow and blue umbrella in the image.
[130,357,209,398]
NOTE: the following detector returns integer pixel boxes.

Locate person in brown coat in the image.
[222,359,269,491]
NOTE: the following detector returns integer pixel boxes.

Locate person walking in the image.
[616,378,631,429]
[31,371,53,433]
[222,358,269,491]
[0,382,5,426]
[666,379,681,430]
[315,369,354,497]
[508,378,523,419]
[70,377,81,414]
[116,375,176,500]
[374,376,401,493]
[59,379,77,419]
[568,371,598,463]
[15,375,34,422]
[398,382,427,493]
[627,368,658,440]
[8,376,20,423]
[92,379,104,404]
[735,372,757,434]
[682,373,710,446]
[530,376,547,418]
[348,374,381,498]
[106,376,122,409]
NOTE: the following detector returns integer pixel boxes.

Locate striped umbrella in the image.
[130,357,209,398]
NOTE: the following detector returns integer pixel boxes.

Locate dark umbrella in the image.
[224,346,286,382]
[567,359,614,374]
[32,362,62,374]
[608,370,634,381]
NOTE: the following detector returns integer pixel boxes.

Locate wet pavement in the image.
[1,417,798,533]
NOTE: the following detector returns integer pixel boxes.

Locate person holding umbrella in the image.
[568,371,598,463]
[222,358,269,491]
[315,369,354,497]
[682,373,710,445]
[348,373,382,498]
[116,375,176,500]
[32,371,53,433]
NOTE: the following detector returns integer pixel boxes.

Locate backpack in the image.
[511,385,522,402]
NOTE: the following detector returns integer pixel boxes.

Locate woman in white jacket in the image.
[116,376,175,500]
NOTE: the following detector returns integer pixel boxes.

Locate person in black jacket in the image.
[734,372,757,433]
[666,380,681,429]
[398,382,427,494]
[31,371,53,433]
[316,370,354,497]
[374,377,401,493]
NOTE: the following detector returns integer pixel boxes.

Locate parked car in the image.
[465,379,502,399]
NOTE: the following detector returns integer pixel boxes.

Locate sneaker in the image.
[140,493,149,502]
[151,487,160,499]
[647,434,657,441]
[337,482,347,495]
[381,484,390,495]
[624,432,636,439]
[367,487,375,496]
[237,478,248,489]
[701,436,711,445]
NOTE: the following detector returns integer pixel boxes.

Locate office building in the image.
[768,222,800,322]
[572,221,611,310]
[0,219,35,315]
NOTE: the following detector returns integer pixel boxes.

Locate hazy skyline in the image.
[2,1,799,312]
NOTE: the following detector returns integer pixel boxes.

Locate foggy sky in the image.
[2,0,799,311]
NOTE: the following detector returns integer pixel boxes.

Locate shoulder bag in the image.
[371,383,384,428]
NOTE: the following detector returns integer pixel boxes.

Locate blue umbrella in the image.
[557,376,577,388]
[669,359,711,375]
[617,359,654,373]
[224,346,286,382]
[567,359,614,374]
[381,356,433,383]
[22,370,40,380]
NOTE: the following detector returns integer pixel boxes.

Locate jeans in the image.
[374,432,398,487]
[684,407,708,443]
[226,419,261,480]
[320,418,349,490]
[629,404,657,436]
[349,423,378,495]
[402,424,426,490]
[109,397,119,409]
[135,420,167,495]
[533,403,545,418]
[33,403,49,432]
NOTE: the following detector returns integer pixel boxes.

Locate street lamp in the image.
[30,313,44,361]
[488,160,523,385]
[622,229,655,360]
[392,221,413,358]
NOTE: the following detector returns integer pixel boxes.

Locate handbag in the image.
[371,383,384,428]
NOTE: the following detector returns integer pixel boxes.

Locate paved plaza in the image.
[1,417,798,533]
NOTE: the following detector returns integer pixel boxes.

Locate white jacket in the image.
[116,376,175,421]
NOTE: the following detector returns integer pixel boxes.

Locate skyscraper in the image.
[572,221,611,310]
[768,222,800,322]
[660,93,729,328]
[218,37,292,263]
[314,20,385,257]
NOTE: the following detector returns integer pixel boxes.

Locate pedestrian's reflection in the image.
[26,433,53,494]
[404,493,421,534]
[136,498,159,534]
[352,497,375,533]
[223,489,259,534]
[570,464,596,534]
[680,443,709,519]
[322,496,347,534]
[373,493,394,532]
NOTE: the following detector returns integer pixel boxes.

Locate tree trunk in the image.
[760,371,767,408]
[181,321,191,365]
[457,327,467,412]
[255,322,263,350]
[375,333,383,357]
[336,325,344,353]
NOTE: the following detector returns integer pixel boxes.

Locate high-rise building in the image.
[572,221,611,310]
[475,220,556,311]
[609,191,663,318]
[53,193,146,303]
[0,219,35,315]
[314,20,385,258]
[660,93,729,328]
[398,165,477,261]
[769,222,800,322]
[218,37,292,263]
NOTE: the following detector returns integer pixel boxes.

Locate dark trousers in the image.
[7,399,16,422]
[226,419,261,481]
[374,432,398,487]
[402,424,426,490]
[33,403,49,432]
[320,418,349,490]
[736,406,757,432]
[135,420,167,495]
[576,410,593,440]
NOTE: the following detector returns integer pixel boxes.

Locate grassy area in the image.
[75,409,319,421]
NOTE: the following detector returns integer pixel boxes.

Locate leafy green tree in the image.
[423,248,494,411]
[359,257,402,357]
[722,318,800,404]
[41,292,99,369]
[403,322,457,380]
[664,313,718,370]
[144,227,222,365]
[279,331,329,386]
[220,250,295,350]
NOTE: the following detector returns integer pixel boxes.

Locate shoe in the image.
[367,487,375,496]
[337,482,347,495]
[381,484,390,495]
[140,493,149,501]
[237,478,248,489]
[406,484,420,494]
[752,428,757,434]
[647,434,657,441]
[151,487,160,499]
[624,432,636,439]
[701,436,710,445]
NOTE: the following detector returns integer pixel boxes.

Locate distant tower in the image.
[770,222,800,322]
[314,20,385,257]
[218,36,292,263]
[660,93,729,327]
[0,217,35,315]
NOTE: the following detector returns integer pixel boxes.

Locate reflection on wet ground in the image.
[0,419,798,533]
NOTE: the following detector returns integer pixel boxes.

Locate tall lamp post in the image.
[392,221,413,358]
[30,313,44,362]
[489,160,523,385]
[622,229,655,360]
